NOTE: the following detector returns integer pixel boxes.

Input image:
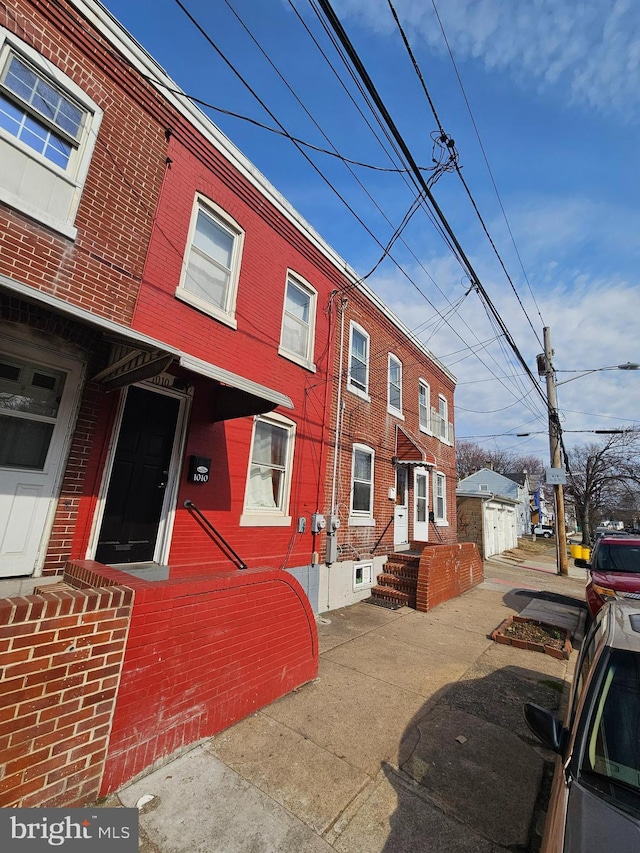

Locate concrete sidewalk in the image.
[107,565,587,853]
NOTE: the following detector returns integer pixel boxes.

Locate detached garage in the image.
[456,491,518,559]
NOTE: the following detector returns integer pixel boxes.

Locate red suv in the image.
[576,535,640,616]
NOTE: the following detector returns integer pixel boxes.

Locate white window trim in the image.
[434,470,448,526]
[347,321,370,401]
[278,269,317,372]
[0,29,103,239]
[418,379,431,434]
[176,193,244,329]
[349,442,375,525]
[353,561,374,591]
[240,411,295,527]
[438,394,450,444]
[387,353,404,418]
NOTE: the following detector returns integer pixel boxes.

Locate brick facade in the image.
[416,543,484,612]
[0,583,132,807]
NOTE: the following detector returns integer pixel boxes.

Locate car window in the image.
[570,618,603,724]
[596,545,640,573]
[580,648,640,816]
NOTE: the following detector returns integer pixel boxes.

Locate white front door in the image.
[414,466,429,542]
[394,465,409,547]
[0,340,83,577]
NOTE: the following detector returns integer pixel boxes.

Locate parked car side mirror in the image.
[523,703,567,755]
[574,558,591,570]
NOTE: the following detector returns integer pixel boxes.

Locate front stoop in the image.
[368,552,420,609]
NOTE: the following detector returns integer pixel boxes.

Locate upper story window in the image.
[418,380,430,432]
[387,354,403,416]
[1,53,84,169]
[438,395,448,439]
[348,322,370,399]
[278,272,317,371]
[240,412,295,527]
[0,31,102,238]
[177,195,244,328]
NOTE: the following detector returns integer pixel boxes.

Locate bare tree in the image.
[456,441,545,481]
[565,431,640,543]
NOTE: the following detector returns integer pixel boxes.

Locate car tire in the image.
[543,532,552,539]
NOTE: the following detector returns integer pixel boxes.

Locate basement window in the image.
[353,561,373,591]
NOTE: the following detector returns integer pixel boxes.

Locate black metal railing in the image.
[183,500,247,570]
[371,515,394,554]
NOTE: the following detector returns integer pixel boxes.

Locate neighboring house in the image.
[457,469,530,536]
[503,471,533,536]
[456,489,519,559]
[319,290,457,610]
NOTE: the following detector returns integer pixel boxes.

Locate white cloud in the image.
[368,244,639,459]
[334,0,640,118]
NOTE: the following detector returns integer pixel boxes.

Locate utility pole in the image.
[542,327,568,576]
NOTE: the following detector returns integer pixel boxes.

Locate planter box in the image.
[491,615,572,660]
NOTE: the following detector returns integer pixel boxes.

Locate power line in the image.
[315,0,549,418]
[430,0,546,333]
[385,0,543,351]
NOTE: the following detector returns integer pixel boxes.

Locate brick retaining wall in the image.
[0,584,133,807]
[416,543,484,612]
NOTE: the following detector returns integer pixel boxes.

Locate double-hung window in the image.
[241,413,295,526]
[178,195,244,327]
[418,380,430,432]
[387,354,402,416]
[350,444,375,524]
[434,471,447,523]
[0,52,84,169]
[0,33,102,237]
[279,272,317,370]
[438,395,449,441]
[348,322,370,398]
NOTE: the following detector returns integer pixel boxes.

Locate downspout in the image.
[330,296,348,519]
[328,296,347,610]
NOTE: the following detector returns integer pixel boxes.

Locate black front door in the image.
[96,386,180,565]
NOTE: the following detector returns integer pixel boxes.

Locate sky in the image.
[99,0,640,463]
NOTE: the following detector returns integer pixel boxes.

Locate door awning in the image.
[394,425,436,466]
[1,276,293,419]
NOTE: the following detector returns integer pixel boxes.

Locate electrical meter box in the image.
[311,513,326,534]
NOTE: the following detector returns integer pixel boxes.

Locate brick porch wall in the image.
[0,584,133,807]
[64,561,318,795]
[416,543,484,612]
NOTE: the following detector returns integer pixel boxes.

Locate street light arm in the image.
[555,362,639,387]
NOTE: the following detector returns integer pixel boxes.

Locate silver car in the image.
[524,600,640,851]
